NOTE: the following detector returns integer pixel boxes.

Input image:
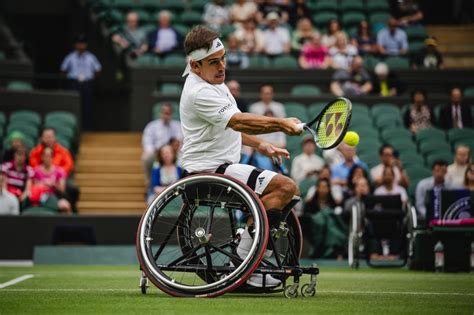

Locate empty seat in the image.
[312,12,338,29]
[418,141,452,156]
[447,128,474,144]
[45,111,77,128]
[340,0,365,12]
[272,55,298,69]
[10,110,41,127]
[162,54,185,68]
[414,127,446,143]
[160,83,182,95]
[385,57,410,70]
[135,54,160,66]
[248,54,271,69]
[405,26,428,41]
[341,12,366,28]
[7,81,33,91]
[380,128,412,142]
[290,84,321,96]
[6,123,39,140]
[371,103,400,117]
[366,0,390,13]
[425,152,454,166]
[285,102,307,121]
[179,11,202,26]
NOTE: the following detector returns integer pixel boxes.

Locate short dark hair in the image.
[184,25,220,56]
[410,88,427,101]
[431,159,448,169]
[379,144,394,156]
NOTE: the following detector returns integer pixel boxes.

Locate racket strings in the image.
[316,100,350,149]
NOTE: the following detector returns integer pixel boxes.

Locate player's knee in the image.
[277,176,299,200]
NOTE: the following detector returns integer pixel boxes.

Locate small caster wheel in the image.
[283,285,298,299]
[300,283,316,297]
[140,276,149,294]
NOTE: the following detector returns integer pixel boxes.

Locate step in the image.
[75,179,145,187]
[75,173,144,180]
[77,153,141,160]
[80,186,146,194]
[76,165,142,173]
[443,57,474,69]
[77,201,147,211]
[78,147,142,155]
[78,208,145,215]
[77,160,142,167]
[80,193,145,202]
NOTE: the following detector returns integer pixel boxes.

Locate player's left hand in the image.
[257,142,290,165]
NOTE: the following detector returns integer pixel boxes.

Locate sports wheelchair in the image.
[348,195,418,268]
[136,173,319,298]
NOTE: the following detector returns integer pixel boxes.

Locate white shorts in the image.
[222,164,278,195]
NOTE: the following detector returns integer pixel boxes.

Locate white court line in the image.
[0,288,473,297]
[0,260,34,267]
[0,275,34,289]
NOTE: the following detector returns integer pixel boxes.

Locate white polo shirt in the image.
[180,72,242,172]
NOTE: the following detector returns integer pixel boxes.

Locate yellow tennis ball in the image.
[343,131,359,147]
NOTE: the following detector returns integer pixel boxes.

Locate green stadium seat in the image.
[405,26,428,41]
[351,102,370,114]
[160,83,182,95]
[6,123,39,141]
[358,152,379,168]
[425,152,454,166]
[357,141,382,156]
[432,103,444,124]
[10,110,41,127]
[56,135,72,150]
[284,102,307,121]
[220,24,236,39]
[162,54,185,68]
[272,56,298,69]
[173,23,190,37]
[371,103,400,118]
[341,12,366,28]
[21,207,57,215]
[414,127,446,143]
[408,41,425,56]
[405,166,431,181]
[374,114,403,129]
[45,111,77,128]
[363,55,381,71]
[299,177,317,199]
[447,128,474,144]
[418,141,452,156]
[307,102,327,118]
[385,57,410,70]
[350,115,373,128]
[190,0,208,11]
[380,128,412,143]
[179,11,202,26]
[0,112,6,126]
[369,12,390,25]
[7,81,33,91]
[314,1,338,12]
[153,101,180,120]
[312,12,338,29]
[248,54,271,69]
[97,9,124,25]
[158,0,185,13]
[135,10,151,24]
[399,152,425,166]
[340,0,365,13]
[135,54,160,66]
[366,0,390,13]
[290,84,321,96]
[464,86,474,97]
[286,135,303,154]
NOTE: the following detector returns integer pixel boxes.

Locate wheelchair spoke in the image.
[153,212,187,261]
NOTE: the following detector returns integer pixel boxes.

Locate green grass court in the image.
[0,265,473,314]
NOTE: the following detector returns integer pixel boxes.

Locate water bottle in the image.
[434,241,444,272]
[470,242,474,272]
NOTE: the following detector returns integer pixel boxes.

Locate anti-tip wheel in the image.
[283,285,298,299]
[140,277,148,295]
[300,283,316,297]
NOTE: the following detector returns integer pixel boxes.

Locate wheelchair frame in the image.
[136,173,319,298]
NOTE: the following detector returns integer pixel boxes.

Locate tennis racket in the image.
[297,97,352,150]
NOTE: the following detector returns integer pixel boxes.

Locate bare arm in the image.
[227,112,301,136]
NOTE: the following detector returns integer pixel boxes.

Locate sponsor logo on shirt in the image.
[218,103,233,114]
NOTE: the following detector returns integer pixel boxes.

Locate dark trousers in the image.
[68,79,94,131]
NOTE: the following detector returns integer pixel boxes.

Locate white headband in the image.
[182,38,225,77]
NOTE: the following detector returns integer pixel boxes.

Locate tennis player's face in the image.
[196,50,226,85]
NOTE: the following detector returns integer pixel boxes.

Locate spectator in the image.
[331,143,368,188]
[229,0,258,26]
[412,37,443,69]
[61,34,101,130]
[2,131,27,162]
[291,17,316,53]
[323,142,363,167]
[395,0,424,27]
[321,19,344,48]
[306,164,343,205]
[203,0,230,31]
[30,128,74,176]
[147,145,183,204]
[330,56,373,97]
[404,89,434,134]
[30,147,71,213]
[377,17,408,57]
[344,177,371,214]
[328,32,358,70]
[256,0,289,26]
[464,163,474,191]
[261,12,291,57]
[446,145,471,188]
[439,87,472,129]
[351,20,377,56]
[168,137,182,167]
[304,178,337,215]
[225,34,249,69]
[374,167,408,206]
[148,10,182,56]
[371,144,409,188]
[111,11,148,58]
[249,84,286,118]
[288,0,311,28]
[298,32,331,69]
[233,18,264,55]
[142,103,183,184]
[347,165,371,197]
[415,160,453,219]
[290,136,325,185]
[0,170,19,215]
[371,62,399,97]
[227,79,248,112]
[2,147,33,203]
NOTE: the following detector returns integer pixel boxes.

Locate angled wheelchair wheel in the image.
[137,174,269,297]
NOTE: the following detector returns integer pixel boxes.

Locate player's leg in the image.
[259,174,300,211]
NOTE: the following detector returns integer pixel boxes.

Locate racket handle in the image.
[296,123,305,131]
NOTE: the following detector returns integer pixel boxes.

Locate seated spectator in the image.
[249,84,286,117]
[203,0,230,31]
[291,17,316,53]
[303,178,346,259]
[225,34,249,69]
[148,10,182,56]
[261,12,290,57]
[233,18,264,55]
[330,56,373,97]
[395,0,424,27]
[346,165,371,199]
[111,11,148,58]
[288,0,311,28]
[351,20,378,56]
[439,87,472,129]
[306,164,343,205]
[371,144,409,188]
[2,147,33,203]
[290,136,325,185]
[256,0,289,26]
[465,163,474,191]
[412,37,443,69]
[229,0,258,27]
[404,89,434,134]
[31,147,72,213]
[2,131,27,162]
[323,142,363,167]
[0,170,20,215]
[321,19,344,48]
[374,167,408,207]
[168,137,182,167]
[29,128,74,177]
[298,32,331,69]
[227,79,248,112]
[415,160,453,219]
[371,62,399,97]
[142,103,183,184]
[446,145,471,188]
[147,145,183,204]
[344,177,371,214]
[377,17,408,57]
[328,32,358,70]
[331,143,368,188]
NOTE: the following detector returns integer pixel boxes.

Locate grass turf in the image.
[0,265,473,314]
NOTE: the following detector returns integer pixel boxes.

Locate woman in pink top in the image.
[299,33,331,69]
[32,147,71,213]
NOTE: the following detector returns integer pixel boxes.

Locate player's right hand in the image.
[283,117,303,135]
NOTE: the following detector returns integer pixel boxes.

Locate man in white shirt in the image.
[371,144,409,188]
[446,145,470,188]
[374,166,408,207]
[142,103,183,183]
[180,26,302,287]
[262,12,290,57]
[249,84,286,118]
[0,171,19,215]
[291,136,325,185]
